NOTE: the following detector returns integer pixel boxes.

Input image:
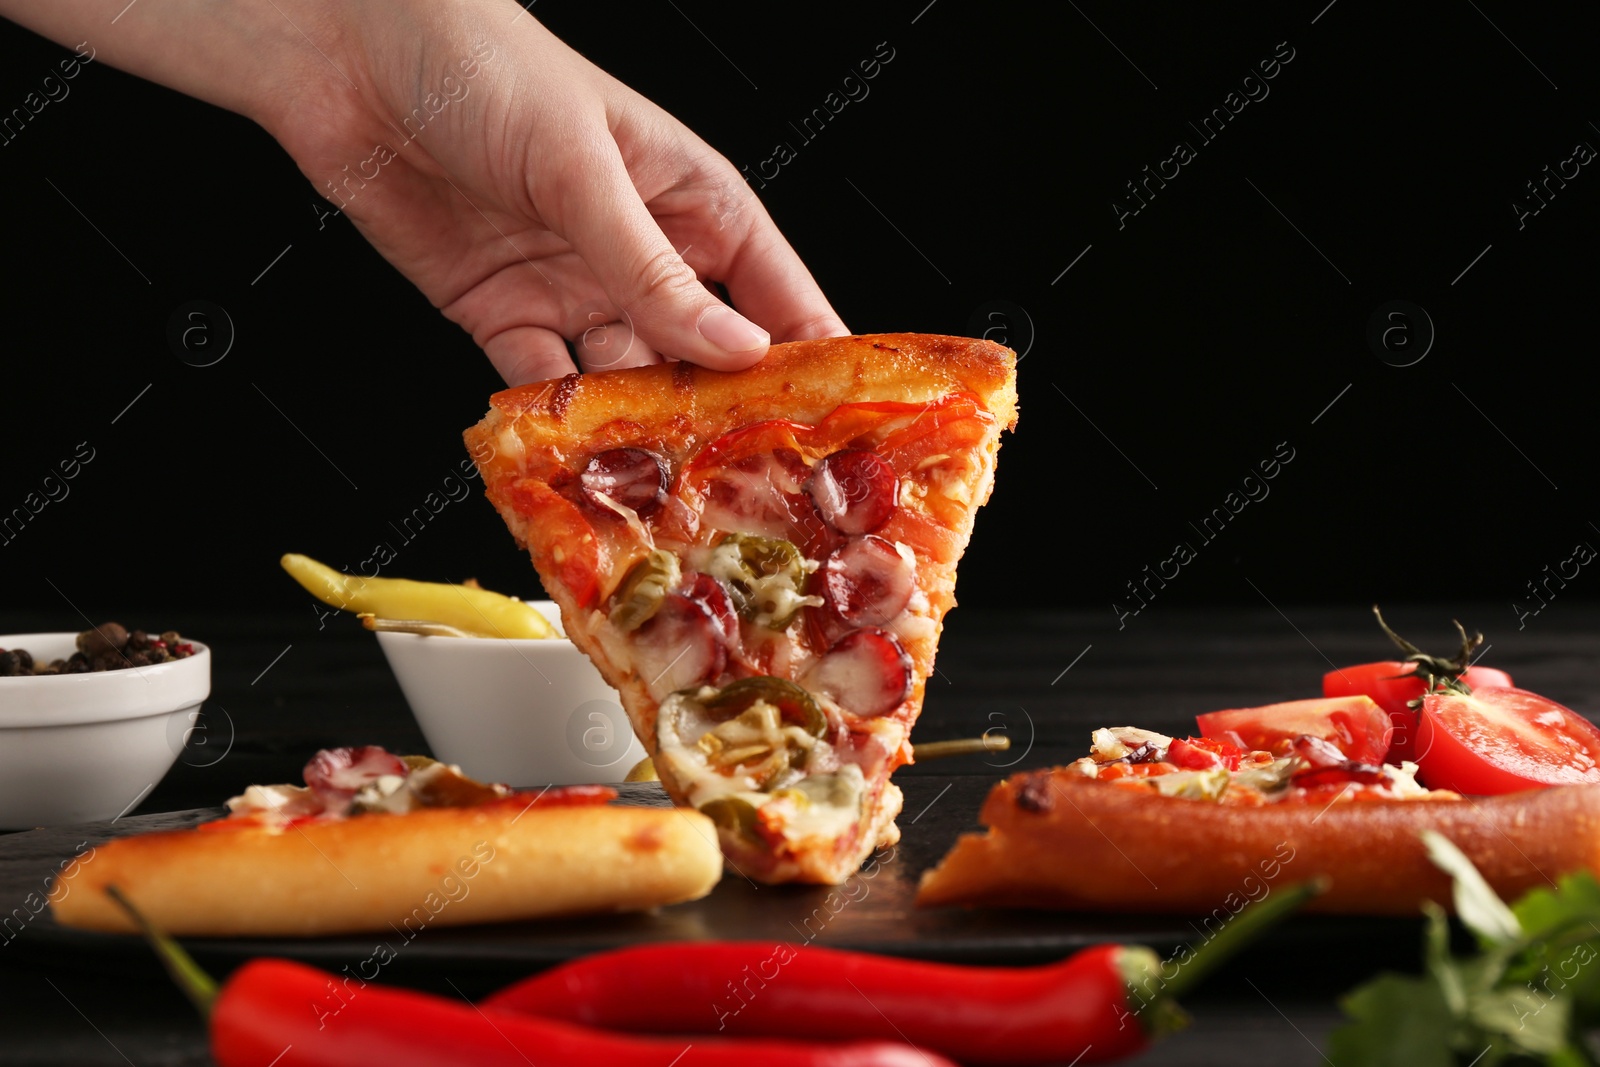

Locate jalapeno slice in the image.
[704,676,827,738]
[608,549,681,632]
[698,795,761,838]
[714,533,813,629]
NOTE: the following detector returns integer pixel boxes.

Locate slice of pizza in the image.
[914,724,1600,915]
[464,334,1017,884]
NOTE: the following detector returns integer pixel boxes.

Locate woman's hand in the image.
[1,0,847,384]
[265,0,847,384]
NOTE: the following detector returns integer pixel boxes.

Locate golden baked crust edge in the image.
[478,334,1018,441]
[916,770,1600,915]
[51,803,723,936]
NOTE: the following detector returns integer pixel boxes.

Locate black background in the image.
[2,0,1597,634]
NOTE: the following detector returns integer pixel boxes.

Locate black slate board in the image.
[0,775,1412,983]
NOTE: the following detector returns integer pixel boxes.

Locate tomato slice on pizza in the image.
[465,334,1017,884]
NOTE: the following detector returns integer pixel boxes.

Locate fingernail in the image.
[697,306,769,354]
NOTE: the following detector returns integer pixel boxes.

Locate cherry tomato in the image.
[1323,661,1514,765]
[1195,695,1393,765]
[1414,686,1600,794]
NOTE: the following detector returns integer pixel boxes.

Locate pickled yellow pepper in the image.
[280,553,555,639]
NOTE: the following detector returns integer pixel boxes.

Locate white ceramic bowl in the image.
[375,602,645,787]
[0,632,210,829]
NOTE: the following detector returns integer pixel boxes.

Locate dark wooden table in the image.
[3,602,1595,1064]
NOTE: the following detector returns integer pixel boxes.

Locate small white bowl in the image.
[375,602,645,787]
[0,632,210,829]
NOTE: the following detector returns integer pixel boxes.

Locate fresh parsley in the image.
[1329,831,1600,1066]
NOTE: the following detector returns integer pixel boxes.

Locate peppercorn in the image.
[78,622,129,659]
[2,626,192,678]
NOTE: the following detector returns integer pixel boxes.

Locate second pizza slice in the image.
[465,334,1017,884]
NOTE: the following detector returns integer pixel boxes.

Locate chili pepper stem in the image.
[1122,877,1328,1037]
[358,614,479,638]
[104,885,218,1019]
[622,734,1010,783]
[912,734,1012,761]
[1114,947,1191,1038]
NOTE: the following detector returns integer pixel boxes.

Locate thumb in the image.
[555,147,770,370]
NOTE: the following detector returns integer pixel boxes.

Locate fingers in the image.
[555,143,771,371]
[482,324,577,386]
[574,318,660,372]
[718,196,850,345]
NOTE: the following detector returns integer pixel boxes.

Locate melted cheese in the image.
[495,427,526,467]
[223,760,507,828]
[588,492,655,550]
[888,587,937,647]
[1080,729,1453,805]
[655,689,855,841]
[1150,768,1231,800]
[1089,727,1174,762]
[352,774,413,813]
[224,784,320,825]
[699,540,822,629]
[767,766,867,843]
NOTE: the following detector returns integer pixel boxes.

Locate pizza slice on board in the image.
[465,334,1018,884]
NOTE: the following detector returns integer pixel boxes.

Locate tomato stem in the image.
[1371,606,1483,696]
[104,885,218,1019]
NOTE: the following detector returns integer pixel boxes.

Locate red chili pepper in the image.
[482,942,1145,1065]
[105,887,948,1067]
[212,958,950,1067]
[110,870,1318,1067]
[482,879,1324,1067]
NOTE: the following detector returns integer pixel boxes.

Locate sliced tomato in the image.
[1414,686,1600,794]
[877,413,992,472]
[503,478,601,607]
[1167,736,1243,771]
[682,419,810,476]
[1324,661,1514,765]
[809,396,981,452]
[1196,695,1393,765]
[874,507,963,566]
[871,394,987,452]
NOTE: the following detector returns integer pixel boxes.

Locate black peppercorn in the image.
[78,623,129,659]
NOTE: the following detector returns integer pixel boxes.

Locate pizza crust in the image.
[916,769,1600,915]
[51,803,723,936]
[476,333,1018,438]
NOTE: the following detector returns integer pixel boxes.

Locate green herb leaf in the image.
[1341,835,1600,1064]
[1327,973,1457,1067]
[1545,1043,1600,1067]
[1513,872,1600,944]
[1425,902,1471,1015]
[1423,830,1522,946]
[1467,987,1570,1056]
